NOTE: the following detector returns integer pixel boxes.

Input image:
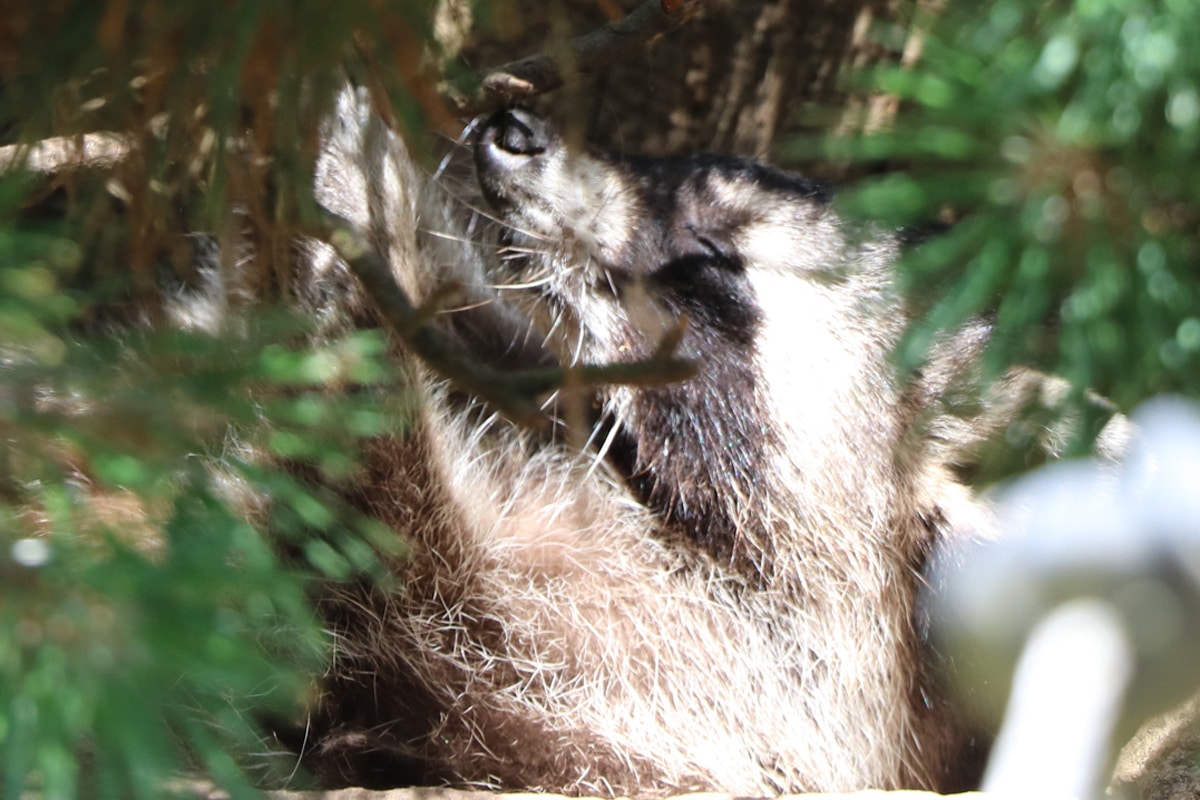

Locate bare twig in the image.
[0,133,133,175]
[0,137,697,426]
[0,94,698,429]
[444,0,704,117]
[320,210,695,427]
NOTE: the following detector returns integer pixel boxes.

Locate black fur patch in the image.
[601,157,813,573]
[580,151,830,284]
[604,301,775,576]
[476,119,817,577]
[650,254,759,347]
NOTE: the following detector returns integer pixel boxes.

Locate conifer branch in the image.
[319,210,695,427]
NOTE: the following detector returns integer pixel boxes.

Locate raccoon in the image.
[299,97,985,795]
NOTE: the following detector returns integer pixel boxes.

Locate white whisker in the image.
[489,277,554,291]
[585,416,624,480]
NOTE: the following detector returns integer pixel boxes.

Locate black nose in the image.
[480,108,551,156]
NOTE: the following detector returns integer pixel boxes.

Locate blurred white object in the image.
[982,598,1132,798]
[933,396,1200,799]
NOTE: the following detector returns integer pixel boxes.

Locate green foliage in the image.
[0,199,412,797]
[21,0,1200,793]
[0,1,458,315]
[0,3,450,795]
[827,0,1200,458]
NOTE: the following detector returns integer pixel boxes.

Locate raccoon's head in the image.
[475,108,910,574]
[475,109,873,360]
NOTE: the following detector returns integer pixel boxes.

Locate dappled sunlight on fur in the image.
[289,94,993,795]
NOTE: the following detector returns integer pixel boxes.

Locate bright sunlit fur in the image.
[297,90,985,796]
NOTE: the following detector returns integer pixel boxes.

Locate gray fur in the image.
[299,94,986,795]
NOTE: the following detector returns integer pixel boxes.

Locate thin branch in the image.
[320,210,695,428]
[0,133,133,175]
[444,0,704,117]
[0,138,697,427]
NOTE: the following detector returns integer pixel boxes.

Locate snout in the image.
[475,108,557,209]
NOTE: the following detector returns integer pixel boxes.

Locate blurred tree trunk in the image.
[464,0,916,164]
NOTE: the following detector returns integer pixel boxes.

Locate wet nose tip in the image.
[483,108,549,156]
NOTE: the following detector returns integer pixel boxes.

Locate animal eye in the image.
[699,239,742,273]
[695,234,727,260]
[674,226,740,272]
